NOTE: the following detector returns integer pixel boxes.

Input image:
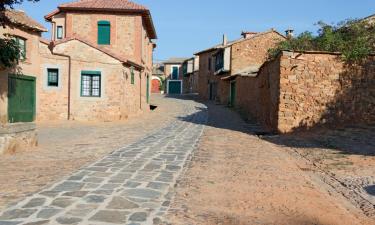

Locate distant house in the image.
[181,56,199,94]
[162,57,187,94]
[195,29,285,106]
[151,63,164,93]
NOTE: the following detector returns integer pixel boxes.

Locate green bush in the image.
[269,19,375,63]
[0,38,21,68]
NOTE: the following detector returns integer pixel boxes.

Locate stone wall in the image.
[197,51,228,102]
[0,25,43,124]
[38,39,149,122]
[231,31,285,75]
[235,58,280,131]
[277,51,375,133]
[237,51,375,133]
[0,123,37,154]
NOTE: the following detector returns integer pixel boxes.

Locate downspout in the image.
[49,43,72,120]
[139,71,142,110]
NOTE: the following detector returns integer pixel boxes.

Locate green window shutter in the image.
[98,21,110,45]
[130,67,135,84]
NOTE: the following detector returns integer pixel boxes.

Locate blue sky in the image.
[17,0,375,61]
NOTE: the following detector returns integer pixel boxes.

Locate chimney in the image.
[285,28,294,39]
[241,31,258,39]
[222,34,227,46]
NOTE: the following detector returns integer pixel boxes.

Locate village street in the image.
[0,95,373,225]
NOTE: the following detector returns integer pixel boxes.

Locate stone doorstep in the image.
[0,123,36,135]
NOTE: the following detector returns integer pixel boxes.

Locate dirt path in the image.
[0,95,183,210]
[166,102,374,225]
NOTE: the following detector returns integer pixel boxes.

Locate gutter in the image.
[48,43,72,120]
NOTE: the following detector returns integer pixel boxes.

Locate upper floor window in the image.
[13,36,26,60]
[208,58,212,71]
[171,66,179,80]
[57,26,63,39]
[98,20,111,45]
[215,50,224,72]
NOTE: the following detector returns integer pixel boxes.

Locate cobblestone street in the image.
[0,95,374,225]
[0,96,207,224]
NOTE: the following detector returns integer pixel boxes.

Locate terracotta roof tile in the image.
[44,0,157,39]
[3,9,47,32]
[51,36,144,70]
[59,0,148,11]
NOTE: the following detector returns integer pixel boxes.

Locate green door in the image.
[168,81,181,94]
[230,81,236,107]
[8,75,36,123]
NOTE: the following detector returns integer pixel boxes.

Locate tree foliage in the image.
[0,0,39,69]
[269,19,375,63]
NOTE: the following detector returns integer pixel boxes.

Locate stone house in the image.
[195,30,285,105]
[162,57,187,94]
[181,56,199,94]
[0,10,47,153]
[40,0,157,121]
[0,0,157,153]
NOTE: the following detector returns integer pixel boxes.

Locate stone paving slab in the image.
[0,100,208,225]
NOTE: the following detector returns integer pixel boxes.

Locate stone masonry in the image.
[235,50,375,133]
[0,99,207,225]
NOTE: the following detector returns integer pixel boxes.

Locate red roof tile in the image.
[51,36,144,70]
[4,9,47,32]
[59,0,148,11]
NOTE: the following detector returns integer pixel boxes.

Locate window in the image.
[14,36,26,60]
[57,26,63,39]
[215,50,224,72]
[208,58,212,71]
[172,66,179,80]
[81,71,101,97]
[182,62,188,76]
[47,68,59,87]
[130,67,135,84]
[98,21,110,45]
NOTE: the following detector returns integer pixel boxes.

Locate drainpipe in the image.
[139,71,142,110]
[49,44,72,120]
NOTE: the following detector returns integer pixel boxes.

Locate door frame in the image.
[167,80,183,94]
[8,74,36,123]
[229,80,236,107]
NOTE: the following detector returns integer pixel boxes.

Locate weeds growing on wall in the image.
[269,19,375,63]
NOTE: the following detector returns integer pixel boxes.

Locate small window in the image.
[57,26,63,39]
[130,67,135,84]
[81,71,101,97]
[47,68,59,87]
[172,66,179,80]
[98,21,110,45]
[208,58,212,71]
[13,36,26,60]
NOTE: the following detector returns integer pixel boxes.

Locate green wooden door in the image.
[230,81,236,107]
[8,75,36,123]
[168,81,181,94]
